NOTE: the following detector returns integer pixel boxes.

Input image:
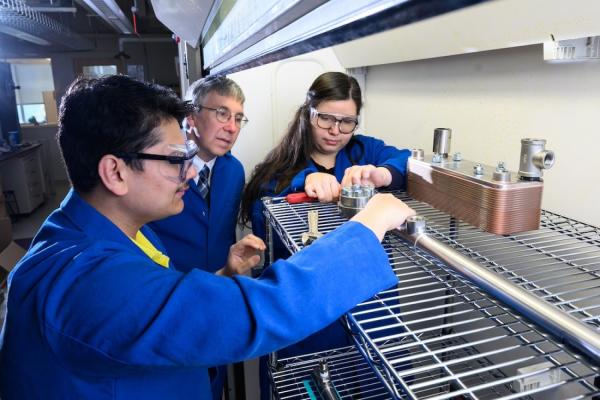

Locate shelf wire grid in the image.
[263,192,600,399]
[271,345,400,399]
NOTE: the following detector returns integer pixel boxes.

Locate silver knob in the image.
[411,148,424,160]
[406,215,426,235]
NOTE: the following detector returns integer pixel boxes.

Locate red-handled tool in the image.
[286,192,316,204]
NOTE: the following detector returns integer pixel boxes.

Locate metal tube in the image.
[432,128,452,158]
[396,216,600,366]
[311,361,341,400]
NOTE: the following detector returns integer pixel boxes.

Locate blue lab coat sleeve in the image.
[250,135,410,246]
[149,154,245,273]
[0,190,395,399]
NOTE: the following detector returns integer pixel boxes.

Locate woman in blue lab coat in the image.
[241,71,411,260]
[0,75,415,400]
[240,71,411,398]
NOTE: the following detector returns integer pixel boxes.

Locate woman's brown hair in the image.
[240,71,363,225]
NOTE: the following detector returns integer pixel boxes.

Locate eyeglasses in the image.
[196,105,249,129]
[116,140,199,183]
[310,107,359,134]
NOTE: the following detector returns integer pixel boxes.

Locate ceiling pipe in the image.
[29,6,77,13]
[114,36,173,59]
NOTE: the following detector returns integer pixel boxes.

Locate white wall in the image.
[229,48,344,178]
[230,43,600,228]
[363,44,600,227]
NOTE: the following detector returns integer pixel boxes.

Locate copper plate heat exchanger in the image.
[407,130,555,235]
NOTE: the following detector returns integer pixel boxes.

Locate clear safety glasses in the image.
[195,105,249,129]
[310,107,359,134]
[117,140,199,183]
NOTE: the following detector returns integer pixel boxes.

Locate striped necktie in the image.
[197,165,210,200]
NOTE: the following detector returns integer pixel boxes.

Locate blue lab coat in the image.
[251,134,411,257]
[148,153,244,400]
[149,153,244,273]
[0,189,395,400]
[250,134,409,398]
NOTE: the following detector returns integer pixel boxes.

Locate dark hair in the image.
[57,75,190,193]
[240,71,362,225]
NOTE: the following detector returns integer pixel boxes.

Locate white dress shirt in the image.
[192,155,216,185]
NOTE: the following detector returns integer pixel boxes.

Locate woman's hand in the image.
[218,234,266,277]
[305,172,341,202]
[341,165,392,188]
[351,193,416,241]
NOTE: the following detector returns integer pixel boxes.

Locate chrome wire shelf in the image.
[263,192,600,399]
[271,345,397,399]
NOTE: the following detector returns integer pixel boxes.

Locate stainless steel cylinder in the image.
[338,185,375,219]
[396,218,600,366]
[518,138,555,180]
[405,215,426,235]
[410,148,424,160]
[433,128,452,158]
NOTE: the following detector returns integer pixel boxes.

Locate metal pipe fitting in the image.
[410,148,424,160]
[492,161,511,182]
[311,360,340,400]
[397,217,600,366]
[338,185,375,219]
[518,138,555,181]
[433,128,452,158]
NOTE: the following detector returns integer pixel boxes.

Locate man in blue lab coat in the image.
[148,75,249,400]
[150,75,247,275]
[0,75,415,400]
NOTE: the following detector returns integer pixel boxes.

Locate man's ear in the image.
[98,154,128,196]
[185,115,196,131]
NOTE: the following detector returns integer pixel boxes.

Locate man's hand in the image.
[351,193,416,241]
[305,172,341,202]
[341,165,392,188]
[217,234,266,277]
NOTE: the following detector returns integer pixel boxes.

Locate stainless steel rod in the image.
[396,217,600,366]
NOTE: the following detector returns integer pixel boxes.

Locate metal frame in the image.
[0,0,92,50]
[263,191,600,399]
[270,345,399,399]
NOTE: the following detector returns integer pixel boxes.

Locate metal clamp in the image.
[301,210,323,245]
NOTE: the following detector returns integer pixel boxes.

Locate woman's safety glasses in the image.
[310,107,359,134]
[116,140,199,183]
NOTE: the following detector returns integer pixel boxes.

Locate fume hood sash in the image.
[204,0,491,74]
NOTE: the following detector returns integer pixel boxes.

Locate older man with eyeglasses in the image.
[148,75,252,400]
[150,75,251,276]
